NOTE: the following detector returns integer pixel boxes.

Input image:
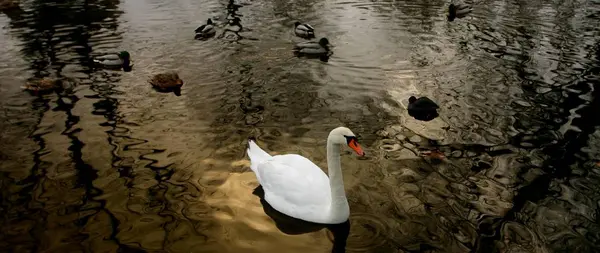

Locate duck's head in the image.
[294,21,301,27]
[207,18,213,25]
[409,96,417,103]
[329,127,365,156]
[164,72,183,86]
[118,51,130,60]
[447,4,457,21]
[318,37,330,47]
[175,76,184,86]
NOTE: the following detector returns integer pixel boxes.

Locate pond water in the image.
[1,0,599,252]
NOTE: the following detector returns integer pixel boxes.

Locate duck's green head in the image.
[118,51,131,60]
[319,38,330,47]
[294,21,301,27]
[409,96,417,103]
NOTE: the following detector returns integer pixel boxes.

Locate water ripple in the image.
[2,0,600,252]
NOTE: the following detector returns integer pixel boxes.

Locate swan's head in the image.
[329,127,365,156]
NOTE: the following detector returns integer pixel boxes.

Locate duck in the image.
[247,127,366,224]
[21,77,76,94]
[149,72,184,96]
[294,21,315,38]
[408,96,439,121]
[22,77,61,94]
[447,2,472,21]
[195,18,216,39]
[93,51,132,71]
[293,37,331,56]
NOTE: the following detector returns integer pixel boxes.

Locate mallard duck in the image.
[93,51,132,71]
[149,72,184,96]
[294,21,315,38]
[293,38,331,56]
[195,18,216,39]
[408,96,439,121]
[448,2,472,21]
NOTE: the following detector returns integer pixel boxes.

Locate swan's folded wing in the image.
[257,154,331,220]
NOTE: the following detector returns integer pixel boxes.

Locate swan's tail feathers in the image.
[247,138,272,173]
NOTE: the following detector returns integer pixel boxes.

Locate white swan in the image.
[247,127,365,224]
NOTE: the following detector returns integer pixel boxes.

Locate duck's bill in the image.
[349,139,365,156]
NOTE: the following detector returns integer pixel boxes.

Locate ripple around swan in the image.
[326,212,388,252]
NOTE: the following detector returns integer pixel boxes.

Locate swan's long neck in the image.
[326,136,349,221]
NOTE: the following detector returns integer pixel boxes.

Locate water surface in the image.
[1,0,599,252]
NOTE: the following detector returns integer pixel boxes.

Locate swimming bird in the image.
[294,21,315,38]
[408,96,439,121]
[149,72,184,96]
[448,2,472,21]
[195,18,216,39]
[247,127,365,224]
[293,37,331,56]
[93,51,132,71]
[22,77,61,94]
[22,77,77,94]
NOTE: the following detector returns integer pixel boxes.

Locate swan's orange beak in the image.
[348,139,365,156]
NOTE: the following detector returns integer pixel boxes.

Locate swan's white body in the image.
[247,127,363,224]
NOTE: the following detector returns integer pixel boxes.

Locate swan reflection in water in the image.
[252,186,350,253]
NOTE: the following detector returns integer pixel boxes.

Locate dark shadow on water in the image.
[471,8,600,253]
[0,0,136,252]
[252,186,350,253]
[217,0,247,42]
[152,86,182,96]
[293,51,331,62]
[0,4,25,21]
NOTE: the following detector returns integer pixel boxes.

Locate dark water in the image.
[1,0,599,252]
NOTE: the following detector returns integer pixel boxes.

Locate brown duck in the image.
[22,77,76,94]
[149,72,184,95]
